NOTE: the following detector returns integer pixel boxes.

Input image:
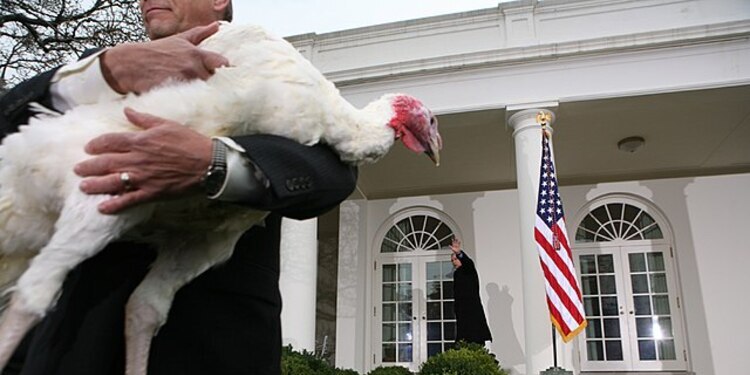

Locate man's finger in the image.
[201,51,230,74]
[79,173,130,195]
[98,190,153,215]
[83,133,136,155]
[124,107,168,130]
[179,22,220,45]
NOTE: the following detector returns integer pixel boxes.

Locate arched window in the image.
[372,208,459,372]
[576,203,663,243]
[573,197,686,373]
[380,214,455,253]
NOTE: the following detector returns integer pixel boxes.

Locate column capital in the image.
[506,103,557,137]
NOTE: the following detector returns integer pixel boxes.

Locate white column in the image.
[279,217,319,352]
[507,105,556,375]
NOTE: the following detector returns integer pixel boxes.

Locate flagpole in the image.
[552,325,558,368]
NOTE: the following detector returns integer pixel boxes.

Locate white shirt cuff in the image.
[50,50,123,112]
[209,137,269,202]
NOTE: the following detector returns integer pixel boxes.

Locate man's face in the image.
[139,0,221,39]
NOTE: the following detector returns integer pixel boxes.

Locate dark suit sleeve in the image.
[231,134,358,220]
[0,67,60,140]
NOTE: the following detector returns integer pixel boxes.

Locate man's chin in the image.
[146,23,179,40]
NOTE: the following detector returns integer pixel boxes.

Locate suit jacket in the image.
[0,64,357,375]
[453,251,493,344]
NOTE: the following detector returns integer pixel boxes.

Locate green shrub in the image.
[367,365,413,375]
[281,345,360,375]
[336,369,361,375]
[418,342,507,375]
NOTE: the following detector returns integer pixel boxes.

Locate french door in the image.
[575,244,688,372]
[373,254,455,372]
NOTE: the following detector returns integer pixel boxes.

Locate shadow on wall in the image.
[486,283,524,369]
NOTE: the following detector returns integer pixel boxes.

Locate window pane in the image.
[443,322,456,341]
[643,225,663,239]
[600,275,616,294]
[598,254,614,273]
[603,318,621,338]
[383,284,396,302]
[383,344,396,362]
[383,265,396,282]
[398,284,412,301]
[383,304,396,322]
[427,322,442,340]
[383,324,396,342]
[658,339,676,360]
[605,340,623,361]
[623,204,640,223]
[586,319,602,338]
[426,281,441,300]
[426,262,441,280]
[398,344,413,362]
[636,317,654,338]
[587,340,604,361]
[427,302,441,320]
[638,340,657,360]
[398,303,412,321]
[601,297,618,316]
[428,343,442,358]
[633,296,652,315]
[653,295,671,315]
[647,252,665,271]
[631,274,649,294]
[650,274,668,293]
[412,216,426,233]
[381,240,397,253]
[629,253,646,272]
[582,276,598,295]
[608,203,624,221]
[580,255,596,274]
[399,264,412,281]
[398,323,412,342]
[576,227,595,242]
[584,297,600,317]
[657,317,674,338]
[434,225,453,247]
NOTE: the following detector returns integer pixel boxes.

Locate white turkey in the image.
[0,23,441,375]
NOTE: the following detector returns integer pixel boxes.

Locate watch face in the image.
[204,168,227,196]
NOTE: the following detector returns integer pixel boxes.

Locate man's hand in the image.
[100,22,229,94]
[450,237,462,254]
[74,108,212,214]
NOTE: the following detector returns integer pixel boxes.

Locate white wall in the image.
[337,172,750,374]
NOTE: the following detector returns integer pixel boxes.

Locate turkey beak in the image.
[426,137,441,166]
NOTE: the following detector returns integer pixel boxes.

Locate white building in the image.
[278,1,750,374]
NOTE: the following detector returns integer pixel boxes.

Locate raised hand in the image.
[74,108,212,214]
[450,237,462,254]
[100,22,229,94]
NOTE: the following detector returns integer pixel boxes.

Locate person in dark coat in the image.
[0,1,357,374]
[450,237,493,345]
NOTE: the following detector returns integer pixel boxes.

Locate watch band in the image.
[210,138,228,171]
[203,138,229,198]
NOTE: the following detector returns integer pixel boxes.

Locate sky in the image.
[233,1,508,37]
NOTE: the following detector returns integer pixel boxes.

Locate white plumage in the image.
[0,23,441,375]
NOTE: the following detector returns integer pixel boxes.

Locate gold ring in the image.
[120,172,133,191]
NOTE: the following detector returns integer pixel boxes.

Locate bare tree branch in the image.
[0,0,147,88]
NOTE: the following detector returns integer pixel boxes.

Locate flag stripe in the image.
[535,223,584,303]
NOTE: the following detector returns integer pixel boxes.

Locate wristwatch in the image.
[203,138,228,198]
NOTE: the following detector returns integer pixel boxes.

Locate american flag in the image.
[534,127,587,342]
